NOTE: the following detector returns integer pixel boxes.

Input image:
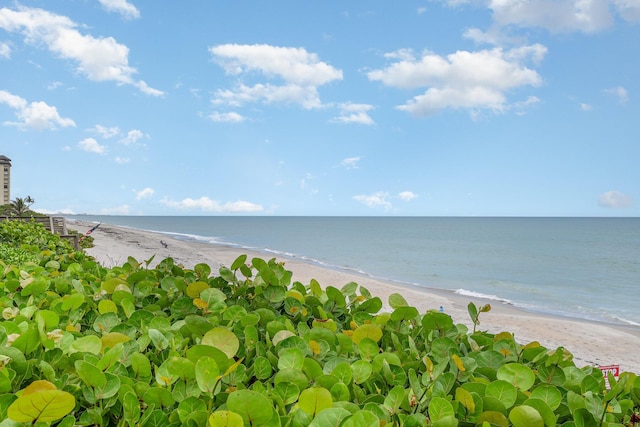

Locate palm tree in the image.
[10,197,33,216]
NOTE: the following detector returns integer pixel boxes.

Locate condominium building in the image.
[0,155,10,205]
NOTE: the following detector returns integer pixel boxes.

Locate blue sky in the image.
[1,0,638,216]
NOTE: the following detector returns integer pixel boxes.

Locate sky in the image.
[0,0,638,216]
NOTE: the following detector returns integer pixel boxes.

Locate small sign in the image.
[599,364,620,389]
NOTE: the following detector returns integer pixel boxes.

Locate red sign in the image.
[599,365,620,389]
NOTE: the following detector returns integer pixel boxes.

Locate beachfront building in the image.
[0,155,10,205]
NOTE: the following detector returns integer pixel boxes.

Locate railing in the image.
[0,216,79,250]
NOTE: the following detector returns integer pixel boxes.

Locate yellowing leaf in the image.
[8,388,75,423]
[22,380,57,396]
[452,354,466,372]
[285,289,305,302]
[351,324,383,344]
[309,340,321,355]
[193,298,209,309]
[101,332,131,351]
[187,281,209,298]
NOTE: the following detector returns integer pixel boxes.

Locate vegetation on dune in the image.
[0,221,639,426]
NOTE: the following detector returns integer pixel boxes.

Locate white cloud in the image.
[353,191,392,209]
[580,103,593,111]
[331,103,375,125]
[161,196,264,213]
[209,111,246,123]
[339,156,361,169]
[135,187,154,200]
[78,137,106,154]
[0,90,76,130]
[604,86,629,104]
[120,129,144,145]
[398,191,418,201]
[449,0,640,32]
[209,44,342,109]
[368,46,544,117]
[114,156,130,164]
[90,124,120,138]
[598,190,633,208]
[0,42,10,58]
[0,6,162,95]
[98,0,140,20]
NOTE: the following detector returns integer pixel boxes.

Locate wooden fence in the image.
[0,216,79,250]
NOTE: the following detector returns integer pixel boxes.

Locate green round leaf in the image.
[340,409,379,427]
[352,324,382,344]
[298,387,333,417]
[508,405,544,427]
[209,410,244,427]
[428,397,455,422]
[278,347,305,371]
[8,389,75,423]
[486,380,518,409]
[202,327,239,358]
[351,360,373,384]
[226,390,274,426]
[308,407,351,427]
[68,335,102,355]
[388,292,409,309]
[195,356,220,393]
[497,363,536,391]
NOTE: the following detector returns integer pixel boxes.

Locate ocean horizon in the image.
[68,215,640,327]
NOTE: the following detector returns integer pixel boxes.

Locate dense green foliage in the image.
[0,221,639,426]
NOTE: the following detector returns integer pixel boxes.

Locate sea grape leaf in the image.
[7,382,75,423]
[508,405,544,427]
[530,385,562,410]
[383,385,405,415]
[68,335,102,355]
[390,306,419,322]
[523,398,557,427]
[278,347,305,371]
[209,410,244,427]
[422,312,454,332]
[351,324,382,344]
[388,293,408,309]
[308,407,351,427]
[226,390,274,426]
[202,327,239,358]
[101,332,130,351]
[340,409,379,427]
[195,356,220,393]
[298,387,333,417]
[75,360,107,388]
[485,380,517,409]
[497,363,536,391]
[455,387,476,414]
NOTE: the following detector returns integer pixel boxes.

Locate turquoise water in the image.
[69,216,640,326]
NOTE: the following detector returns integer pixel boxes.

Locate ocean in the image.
[69,216,639,327]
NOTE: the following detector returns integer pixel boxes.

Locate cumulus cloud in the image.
[598,190,633,208]
[0,42,9,58]
[353,192,392,209]
[89,124,120,138]
[209,44,342,109]
[120,129,144,145]
[161,196,264,213]
[331,103,375,125]
[78,137,107,154]
[0,6,162,95]
[0,90,75,130]
[209,111,246,123]
[98,0,140,20]
[368,46,545,117]
[135,187,154,200]
[339,156,361,169]
[604,86,629,104]
[398,191,418,201]
[448,0,640,32]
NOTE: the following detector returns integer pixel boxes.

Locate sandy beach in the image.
[68,220,640,374]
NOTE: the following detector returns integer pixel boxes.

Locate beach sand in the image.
[69,220,640,374]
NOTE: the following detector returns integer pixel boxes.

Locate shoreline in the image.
[68,220,640,374]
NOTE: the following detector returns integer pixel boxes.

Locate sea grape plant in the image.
[0,220,639,426]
